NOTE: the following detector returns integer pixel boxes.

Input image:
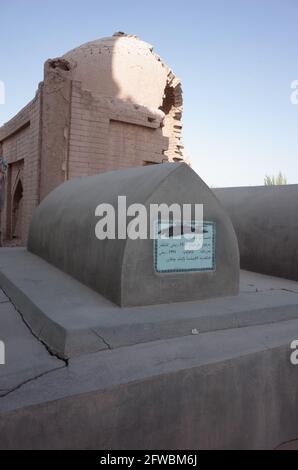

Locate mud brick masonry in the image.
[0,32,188,244]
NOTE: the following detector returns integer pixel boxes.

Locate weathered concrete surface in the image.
[240,269,298,293]
[0,319,298,449]
[277,439,298,450]
[28,163,240,307]
[1,260,298,449]
[1,248,298,359]
[0,289,65,396]
[213,184,298,281]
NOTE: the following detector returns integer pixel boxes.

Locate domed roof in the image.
[62,33,171,109]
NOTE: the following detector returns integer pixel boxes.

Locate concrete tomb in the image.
[214,184,298,282]
[28,163,239,307]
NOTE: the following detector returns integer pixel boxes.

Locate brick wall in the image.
[0,89,42,243]
[68,81,178,179]
[39,60,72,199]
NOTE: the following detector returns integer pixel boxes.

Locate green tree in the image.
[264,172,287,186]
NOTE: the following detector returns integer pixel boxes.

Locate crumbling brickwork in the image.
[0,33,187,244]
[0,90,42,243]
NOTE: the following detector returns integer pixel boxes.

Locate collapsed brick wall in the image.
[68,80,184,178]
[160,72,184,161]
[68,82,169,177]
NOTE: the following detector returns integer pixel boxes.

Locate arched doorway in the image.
[12,179,23,239]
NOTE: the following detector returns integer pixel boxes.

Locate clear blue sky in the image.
[1,0,297,187]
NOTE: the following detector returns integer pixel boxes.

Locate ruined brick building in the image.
[0,32,187,244]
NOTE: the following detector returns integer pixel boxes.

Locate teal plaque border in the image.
[154,221,216,273]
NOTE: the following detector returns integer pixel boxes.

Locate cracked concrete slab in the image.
[1,250,298,449]
[1,248,298,359]
[0,319,298,449]
[0,298,65,396]
[0,289,9,303]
